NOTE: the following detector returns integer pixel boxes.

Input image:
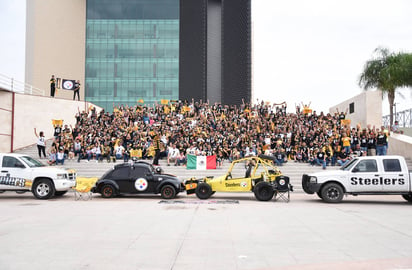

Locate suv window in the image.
[383,159,402,172]
[130,166,150,179]
[353,160,378,173]
[111,167,130,180]
[2,156,24,168]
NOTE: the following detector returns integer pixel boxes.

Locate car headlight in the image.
[56,174,67,179]
[309,176,317,183]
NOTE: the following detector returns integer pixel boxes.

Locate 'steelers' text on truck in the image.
[0,153,76,199]
[302,155,412,203]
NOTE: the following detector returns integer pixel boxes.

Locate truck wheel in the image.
[254,182,275,201]
[32,179,55,200]
[321,183,344,203]
[101,184,116,198]
[54,191,68,197]
[195,183,212,200]
[402,194,412,203]
[161,185,176,199]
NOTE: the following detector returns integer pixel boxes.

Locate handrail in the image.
[0,73,45,96]
[383,108,412,128]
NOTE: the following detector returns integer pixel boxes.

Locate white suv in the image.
[0,153,76,199]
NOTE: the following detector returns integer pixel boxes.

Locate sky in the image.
[0,0,411,115]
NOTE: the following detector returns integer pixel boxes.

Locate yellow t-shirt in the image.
[342,137,351,147]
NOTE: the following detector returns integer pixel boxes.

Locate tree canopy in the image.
[359,47,412,127]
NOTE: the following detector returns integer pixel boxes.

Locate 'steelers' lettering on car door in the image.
[0,176,31,187]
[350,177,405,185]
[225,183,240,187]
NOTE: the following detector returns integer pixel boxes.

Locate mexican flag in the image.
[187,155,216,170]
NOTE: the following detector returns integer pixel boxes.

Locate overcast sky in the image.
[0,0,411,114]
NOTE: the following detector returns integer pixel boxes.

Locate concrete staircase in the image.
[15,143,333,193]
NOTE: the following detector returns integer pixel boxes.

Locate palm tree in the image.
[359,47,412,127]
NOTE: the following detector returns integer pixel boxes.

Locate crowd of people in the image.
[37,99,391,169]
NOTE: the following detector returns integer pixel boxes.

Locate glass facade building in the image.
[85,0,179,111]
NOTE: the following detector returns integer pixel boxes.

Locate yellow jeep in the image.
[185,156,285,201]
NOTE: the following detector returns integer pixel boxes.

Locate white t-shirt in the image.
[37,136,45,146]
[57,151,64,160]
[170,148,180,158]
[115,145,124,155]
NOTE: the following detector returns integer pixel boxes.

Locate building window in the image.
[85,0,179,111]
[349,102,354,114]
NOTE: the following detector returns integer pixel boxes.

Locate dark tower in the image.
[179,0,251,105]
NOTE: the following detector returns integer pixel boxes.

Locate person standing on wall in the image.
[34,128,46,159]
[73,80,80,101]
[50,75,56,97]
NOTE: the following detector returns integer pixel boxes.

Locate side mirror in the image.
[352,168,359,173]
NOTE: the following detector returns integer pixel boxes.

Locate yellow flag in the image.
[138,99,144,104]
[303,107,312,115]
[164,106,170,114]
[161,99,169,105]
[341,119,351,126]
[52,119,63,126]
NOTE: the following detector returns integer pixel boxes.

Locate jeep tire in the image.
[195,183,212,200]
[254,181,274,201]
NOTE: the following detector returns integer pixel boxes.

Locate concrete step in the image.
[14,147,335,193]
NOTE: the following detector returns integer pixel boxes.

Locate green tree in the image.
[359,47,412,127]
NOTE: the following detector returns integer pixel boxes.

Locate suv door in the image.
[0,156,28,190]
[381,158,408,192]
[349,159,381,192]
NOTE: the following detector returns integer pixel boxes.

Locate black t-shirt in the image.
[376,134,387,145]
[367,138,376,149]
[338,151,348,159]
[360,138,368,147]
[316,152,325,160]
[74,82,80,91]
[54,126,62,137]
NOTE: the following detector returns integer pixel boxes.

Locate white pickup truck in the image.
[0,153,76,199]
[302,155,412,203]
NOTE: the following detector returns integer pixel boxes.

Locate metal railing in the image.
[383,108,412,128]
[0,73,45,96]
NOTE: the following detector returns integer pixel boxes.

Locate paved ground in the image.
[1,191,412,270]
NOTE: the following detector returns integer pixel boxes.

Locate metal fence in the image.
[0,73,45,96]
[383,108,412,128]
